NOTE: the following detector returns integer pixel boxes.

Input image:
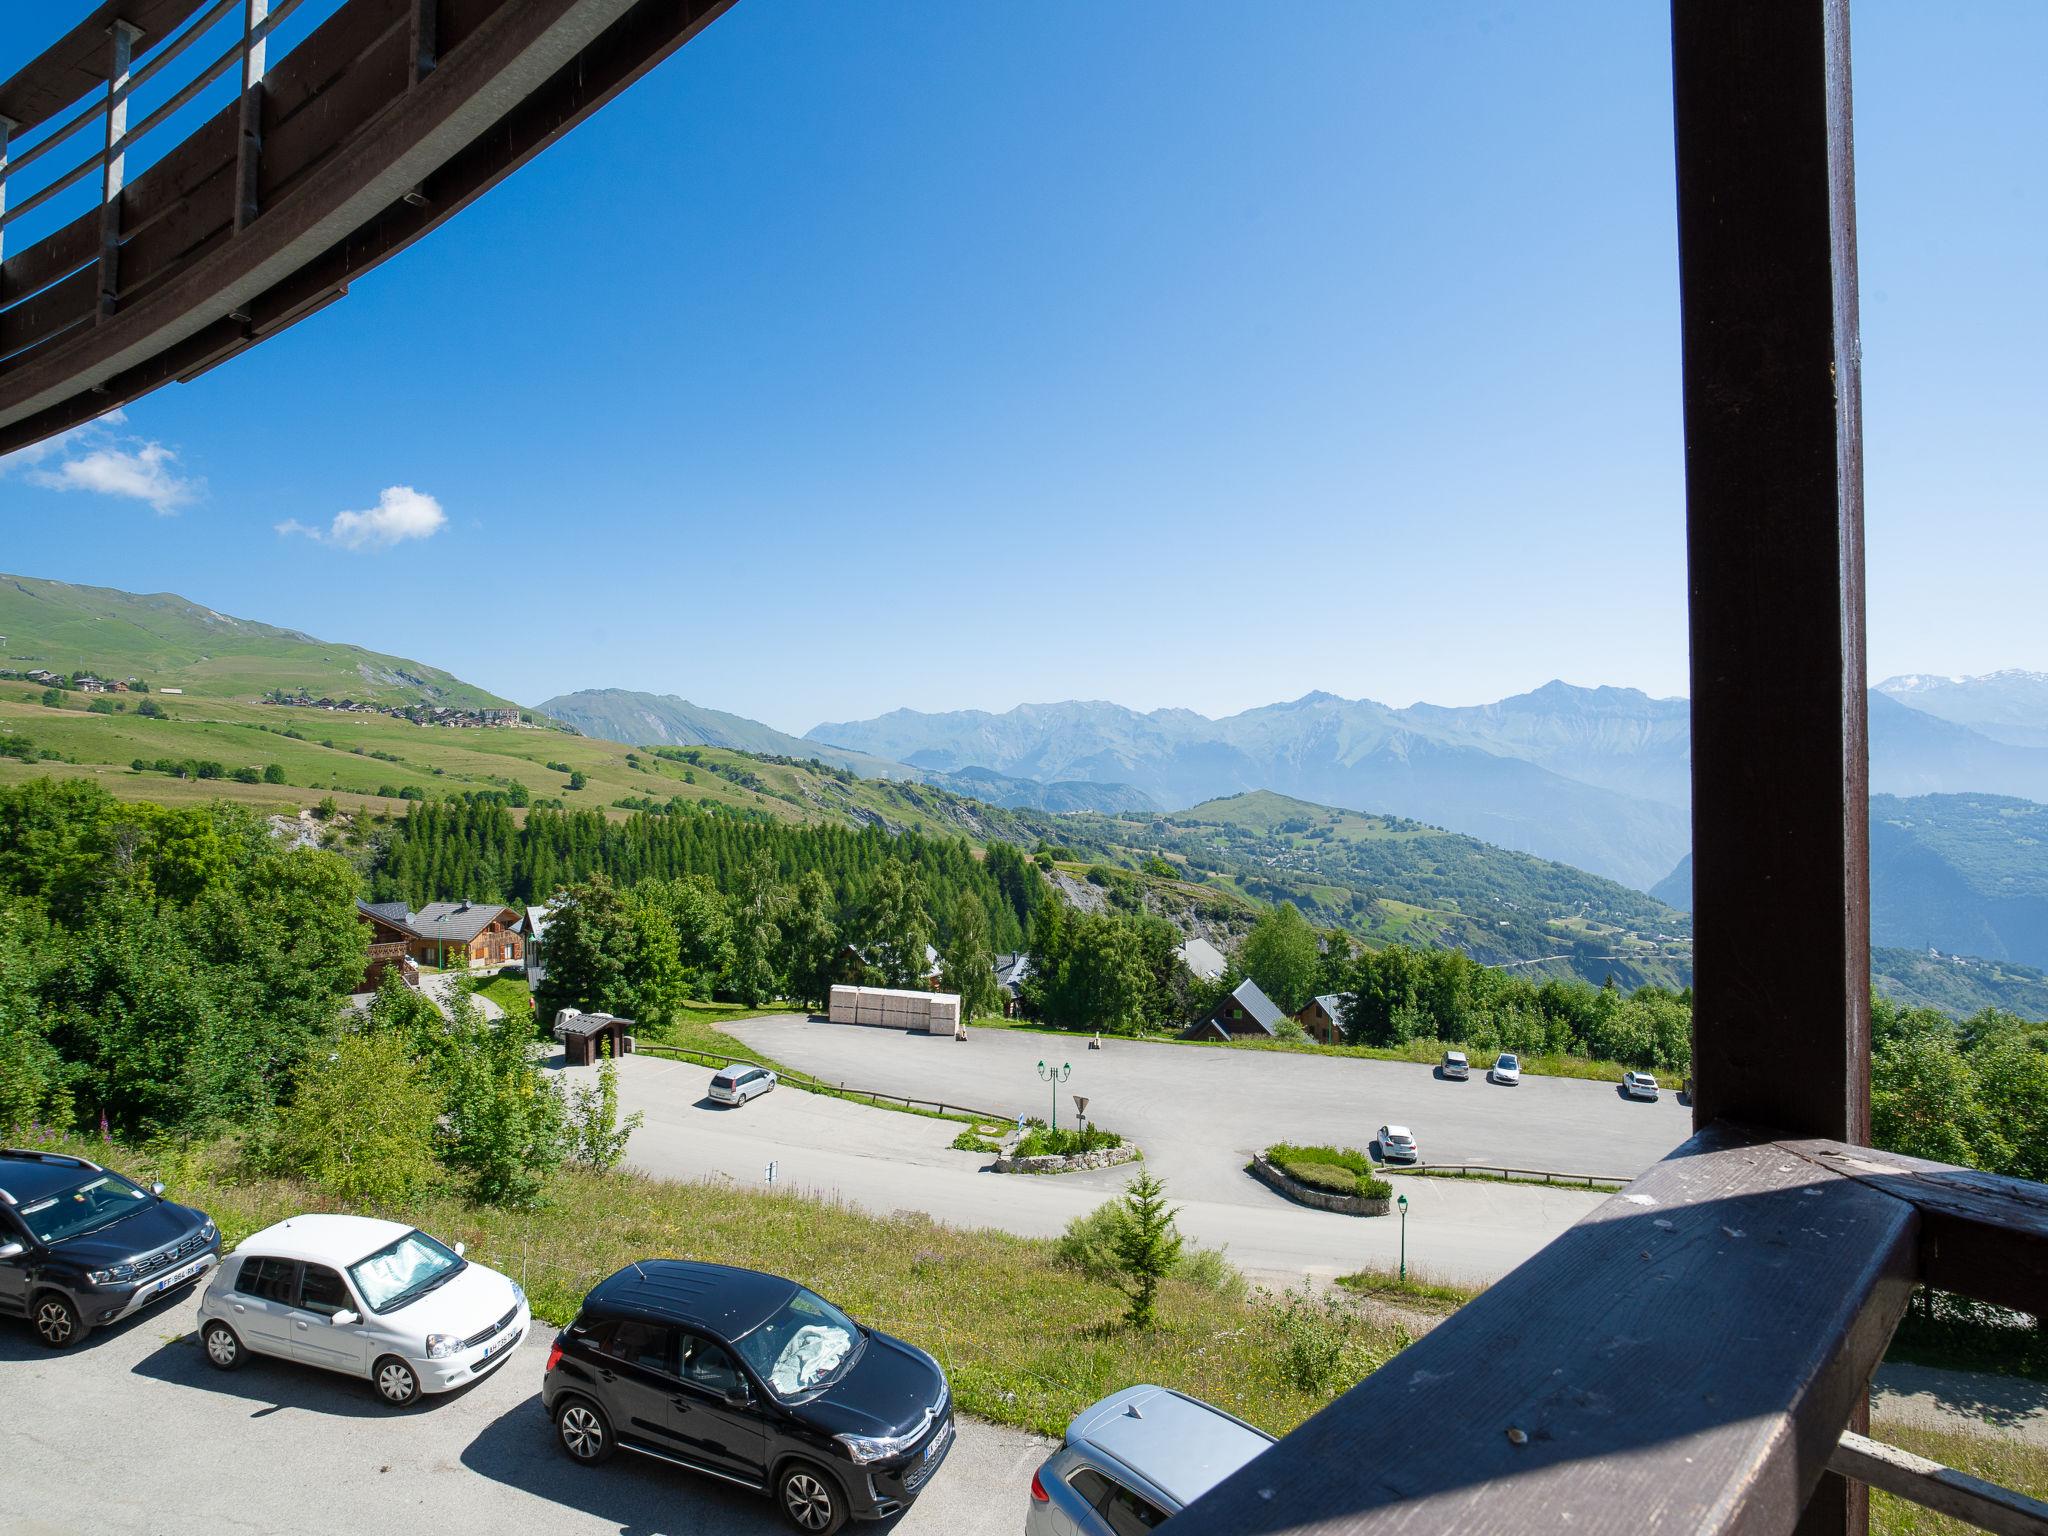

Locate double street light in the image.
[1036,1059,1071,1129]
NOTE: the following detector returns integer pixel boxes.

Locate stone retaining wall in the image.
[992,1144,1140,1176]
[1249,1152,1391,1216]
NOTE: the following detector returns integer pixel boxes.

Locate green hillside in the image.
[536,687,913,778]
[1872,946,2048,1018]
[0,573,516,709]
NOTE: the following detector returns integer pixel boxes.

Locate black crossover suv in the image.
[543,1260,955,1533]
[0,1148,220,1348]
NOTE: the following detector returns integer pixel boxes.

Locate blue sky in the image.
[2,2,2041,733]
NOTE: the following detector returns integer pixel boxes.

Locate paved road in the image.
[559,1050,1620,1289]
[1873,1363,2048,1447]
[0,1290,1050,1536]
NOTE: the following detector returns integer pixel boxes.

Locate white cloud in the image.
[1,410,197,515]
[277,485,448,551]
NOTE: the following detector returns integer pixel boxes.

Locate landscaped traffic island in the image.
[991,1122,1139,1175]
[1251,1143,1394,1216]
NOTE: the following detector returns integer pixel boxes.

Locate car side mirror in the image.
[454,1242,466,1258]
[151,1181,165,1196]
[330,1309,359,1327]
[0,1240,23,1261]
[722,1386,751,1409]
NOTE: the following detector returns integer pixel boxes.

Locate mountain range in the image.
[807,680,2048,892]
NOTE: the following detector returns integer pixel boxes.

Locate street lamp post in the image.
[1397,1192,1409,1284]
[1037,1060,1071,1130]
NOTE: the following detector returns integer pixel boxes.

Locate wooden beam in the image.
[1830,1432,2048,1536]
[1673,0,1868,1143]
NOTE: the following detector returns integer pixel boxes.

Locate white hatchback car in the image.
[1623,1071,1661,1101]
[1377,1124,1420,1162]
[709,1063,777,1106]
[1489,1053,1522,1085]
[197,1214,529,1406]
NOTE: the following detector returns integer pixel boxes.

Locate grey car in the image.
[1025,1384,1273,1535]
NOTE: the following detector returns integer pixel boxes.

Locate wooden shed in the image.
[553,1009,633,1067]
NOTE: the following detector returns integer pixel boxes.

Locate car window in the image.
[713,1075,735,1089]
[1070,1469,1168,1535]
[298,1264,351,1317]
[1069,1469,1112,1506]
[14,1172,151,1245]
[602,1318,676,1374]
[679,1332,743,1396]
[235,1256,298,1304]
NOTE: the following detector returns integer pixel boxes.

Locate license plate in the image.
[150,1257,207,1297]
[925,1421,952,1462]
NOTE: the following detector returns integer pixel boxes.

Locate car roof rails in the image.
[0,1148,103,1173]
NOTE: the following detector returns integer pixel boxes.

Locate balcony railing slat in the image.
[1166,1124,1921,1535]
[1829,1431,2048,1536]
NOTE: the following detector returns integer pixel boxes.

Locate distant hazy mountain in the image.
[1877,670,2048,750]
[810,689,1691,889]
[1397,681,1693,809]
[538,689,913,778]
[1655,793,2048,971]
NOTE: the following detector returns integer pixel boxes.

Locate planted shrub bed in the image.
[1253,1144,1394,1215]
[995,1121,1138,1174]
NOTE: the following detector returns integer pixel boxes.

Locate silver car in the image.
[707,1064,776,1106]
[1025,1384,1273,1536]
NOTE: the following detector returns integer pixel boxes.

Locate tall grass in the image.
[101,1136,1407,1438]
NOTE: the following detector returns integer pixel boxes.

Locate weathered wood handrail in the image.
[1168,1122,2045,1535]
[1829,1431,2048,1536]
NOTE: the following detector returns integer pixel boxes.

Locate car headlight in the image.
[836,1426,925,1464]
[425,1334,461,1359]
[512,1282,526,1308]
[199,1221,217,1244]
[88,1263,136,1286]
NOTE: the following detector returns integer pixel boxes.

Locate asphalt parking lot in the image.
[0,1289,1049,1536]
[554,1026,1678,1288]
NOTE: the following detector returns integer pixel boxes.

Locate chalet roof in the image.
[1307,993,1349,1027]
[408,900,520,944]
[1176,936,1228,981]
[553,1009,631,1039]
[993,952,1032,989]
[357,899,414,929]
[1225,977,1284,1034]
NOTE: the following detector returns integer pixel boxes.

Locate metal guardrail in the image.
[1383,1163,1634,1190]
[633,1042,1007,1125]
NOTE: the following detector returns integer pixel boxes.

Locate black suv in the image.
[0,1148,221,1348]
[543,1260,954,1533]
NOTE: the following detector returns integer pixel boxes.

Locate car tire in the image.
[32,1291,84,1349]
[201,1320,244,1370]
[777,1460,848,1534]
[554,1397,615,1464]
[373,1354,422,1407]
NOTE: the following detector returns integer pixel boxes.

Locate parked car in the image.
[545,1259,954,1533]
[197,1214,528,1407]
[1623,1071,1661,1101]
[1439,1050,1470,1080]
[1026,1384,1275,1536]
[1377,1125,1420,1163]
[710,1064,778,1107]
[0,1147,220,1349]
[1489,1053,1522,1085]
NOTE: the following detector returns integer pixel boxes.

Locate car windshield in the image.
[348,1229,465,1313]
[732,1287,864,1400]
[1499,1055,1519,1068]
[15,1172,151,1244]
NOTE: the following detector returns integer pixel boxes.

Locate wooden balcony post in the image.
[0,114,17,276]
[234,0,270,232]
[1672,2,1868,1530]
[97,18,144,320]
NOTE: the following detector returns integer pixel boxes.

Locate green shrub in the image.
[950,1126,1002,1154]
[1267,1142,1372,1176]
[1265,1143,1392,1200]
[1274,1291,1374,1395]
[1015,1123,1123,1158]
[276,1033,441,1204]
[1283,1160,1359,1195]
[1055,1199,1245,1300]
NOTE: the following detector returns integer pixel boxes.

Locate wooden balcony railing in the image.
[1167,1125,2048,1535]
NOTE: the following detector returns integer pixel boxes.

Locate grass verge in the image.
[1866,1420,2048,1536]
[1335,1265,1485,1316]
[112,1136,1407,1439]
[1384,1165,1630,1191]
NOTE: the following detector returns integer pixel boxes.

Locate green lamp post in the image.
[1037,1060,1071,1129]
[1397,1191,1409,1284]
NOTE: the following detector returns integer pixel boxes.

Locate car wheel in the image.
[32,1292,83,1349]
[555,1397,614,1464]
[373,1354,421,1407]
[201,1320,243,1370]
[778,1460,847,1534]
